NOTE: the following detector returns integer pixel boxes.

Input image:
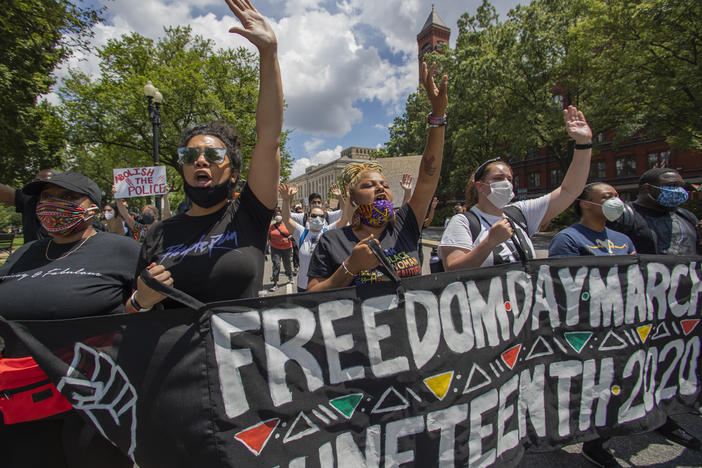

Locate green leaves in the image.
[58,26,292,199]
[380,0,701,200]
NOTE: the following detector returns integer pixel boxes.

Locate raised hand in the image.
[225,0,277,52]
[421,61,448,117]
[400,173,413,192]
[330,183,342,199]
[563,105,592,144]
[278,183,297,201]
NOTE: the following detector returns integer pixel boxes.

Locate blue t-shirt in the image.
[548,223,636,257]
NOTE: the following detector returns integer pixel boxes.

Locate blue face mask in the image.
[652,185,688,208]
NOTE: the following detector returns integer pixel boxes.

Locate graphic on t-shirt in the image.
[356,247,420,284]
[585,238,628,254]
[160,230,239,264]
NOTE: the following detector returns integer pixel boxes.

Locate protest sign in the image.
[1,255,700,467]
[113,166,167,198]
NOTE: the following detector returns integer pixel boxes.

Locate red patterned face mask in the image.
[36,198,96,235]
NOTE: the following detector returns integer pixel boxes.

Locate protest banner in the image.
[0,255,700,467]
[113,166,167,198]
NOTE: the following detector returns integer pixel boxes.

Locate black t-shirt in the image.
[136,184,273,305]
[14,189,47,243]
[0,231,141,320]
[308,203,422,286]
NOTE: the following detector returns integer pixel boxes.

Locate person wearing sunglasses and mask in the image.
[129,0,282,310]
[440,105,593,270]
[607,167,702,256]
[278,183,352,292]
[305,61,447,291]
[548,182,635,257]
[0,172,140,467]
[113,185,172,241]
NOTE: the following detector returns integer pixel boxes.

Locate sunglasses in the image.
[177,147,228,165]
[309,213,324,219]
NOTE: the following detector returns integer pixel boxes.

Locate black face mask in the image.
[139,214,155,225]
[183,178,233,208]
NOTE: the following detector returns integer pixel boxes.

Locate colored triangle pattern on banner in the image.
[234,418,279,456]
[564,331,593,353]
[681,319,700,336]
[525,336,554,360]
[598,330,628,351]
[636,324,652,343]
[423,371,454,401]
[501,344,522,370]
[463,364,492,394]
[652,322,670,340]
[283,412,319,444]
[371,387,409,414]
[329,393,363,419]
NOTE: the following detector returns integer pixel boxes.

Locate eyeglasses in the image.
[177,147,228,165]
[309,213,324,219]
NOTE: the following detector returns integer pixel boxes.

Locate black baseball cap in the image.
[23,171,102,206]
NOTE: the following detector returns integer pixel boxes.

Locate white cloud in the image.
[51,0,522,142]
[290,145,342,178]
[303,137,324,153]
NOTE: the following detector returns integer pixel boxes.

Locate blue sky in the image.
[62,0,523,177]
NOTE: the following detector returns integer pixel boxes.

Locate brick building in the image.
[510,132,702,201]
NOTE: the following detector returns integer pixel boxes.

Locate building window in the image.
[549,168,564,187]
[528,172,541,189]
[647,150,671,169]
[596,132,606,143]
[590,160,606,179]
[513,175,520,188]
[551,95,564,110]
[615,156,637,176]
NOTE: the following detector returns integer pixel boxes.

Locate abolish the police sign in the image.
[113,166,167,198]
[2,255,701,467]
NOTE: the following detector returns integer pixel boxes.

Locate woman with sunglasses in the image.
[128,0,283,310]
[440,105,593,270]
[305,61,448,291]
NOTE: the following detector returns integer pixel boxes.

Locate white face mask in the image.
[309,216,325,231]
[104,212,114,220]
[583,197,625,222]
[274,215,283,223]
[486,180,514,209]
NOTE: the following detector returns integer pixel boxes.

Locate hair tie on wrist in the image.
[574,142,593,150]
[341,261,356,276]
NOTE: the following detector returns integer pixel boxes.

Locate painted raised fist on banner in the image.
[57,342,138,460]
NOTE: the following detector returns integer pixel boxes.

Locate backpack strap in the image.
[503,205,528,232]
[298,229,309,248]
[461,210,482,241]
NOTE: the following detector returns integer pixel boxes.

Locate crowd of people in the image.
[0,0,700,466]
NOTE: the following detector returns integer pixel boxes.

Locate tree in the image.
[0,0,101,184]
[579,0,702,148]
[59,26,292,199]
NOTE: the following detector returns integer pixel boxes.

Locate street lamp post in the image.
[143,81,163,219]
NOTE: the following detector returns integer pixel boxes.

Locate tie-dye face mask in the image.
[36,198,96,235]
[352,200,395,228]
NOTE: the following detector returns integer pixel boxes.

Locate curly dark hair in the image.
[179,121,242,172]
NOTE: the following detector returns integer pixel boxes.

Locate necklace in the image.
[45,232,96,261]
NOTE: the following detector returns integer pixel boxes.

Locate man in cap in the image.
[607,167,702,452]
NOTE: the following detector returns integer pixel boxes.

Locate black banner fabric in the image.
[1,255,701,467]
